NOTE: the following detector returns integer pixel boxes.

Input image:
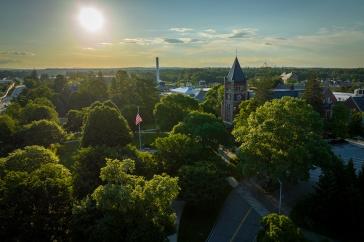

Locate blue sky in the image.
[0,0,364,68]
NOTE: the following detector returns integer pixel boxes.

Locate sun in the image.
[79,7,104,32]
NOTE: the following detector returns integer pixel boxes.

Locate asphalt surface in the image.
[207,184,269,242]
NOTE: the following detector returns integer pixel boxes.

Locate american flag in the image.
[135,113,143,126]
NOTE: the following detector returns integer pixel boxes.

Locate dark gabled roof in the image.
[226,57,246,84]
[352,96,364,112]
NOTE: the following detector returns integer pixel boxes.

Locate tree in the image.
[257,213,306,242]
[329,102,351,138]
[20,102,59,124]
[21,120,65,147]
[303,79,323,114]
[200,84,224,116]
[153,94,198,131]
[0,115,17,155]
[178,162,228,208]
[233,97,331,182]
[172,111,231,149]
[349,111,363,136]
[254,76,280,105]
[0,145,59,174]
[0,147,73,241]
[291,159,364,241]
[234,99,259,128]
[64,109,85,132]
[81,104,132,147]
[109,72,159,127]
[153,133,202,174]
[72,159,179,242]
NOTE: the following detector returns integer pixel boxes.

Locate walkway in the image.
[207,178,269,242]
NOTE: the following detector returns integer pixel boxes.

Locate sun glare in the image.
[79,7,104,32]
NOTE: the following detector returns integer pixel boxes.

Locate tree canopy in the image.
[172,111,231,149]
[257,213,306,242]
[81,103,132,147]
[153,94,199,131]
[233,97,332,182]
[72,158,179,242]
[0,146,73,241]
[21,119,65,147]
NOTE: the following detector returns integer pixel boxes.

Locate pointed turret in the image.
[226,57,246,84]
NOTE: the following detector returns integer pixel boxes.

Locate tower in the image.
[156,57,160,83]
[222,57,248,123]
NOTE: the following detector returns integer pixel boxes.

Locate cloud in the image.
[82,47,95,50]
[98,42,113,46]
[265,42,273,46]
[0,51,35,56]
[229,28,257,39]
[163,38,185,44]
[204,29,216,33]
[120,38,164,45]
[169,27,193,33]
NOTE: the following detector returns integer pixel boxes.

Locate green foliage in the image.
[21,119,65,147]
[257,213,305,242]
[291,159,364,241]
[110,71,159,127]
[81,103,132,147]
[32,97,56,109]
[72,159,179,242]
[153,93,199,131]
[65,109,86,132]
[303,79,324,114]
[233,97,331,182]
[0,145,59,174]
[254,76,280,105]
[0,115,17,155]
[153,133,202,174]
[349,111,363,136]
[200,84,224,116]
[172,111,231,149]
[20,102,59,124]
[329,102,351,138]
[234,99,259,128]
[0,147,72,241]
[178,162,228,208]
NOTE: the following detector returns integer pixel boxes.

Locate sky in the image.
[0,0,364,68]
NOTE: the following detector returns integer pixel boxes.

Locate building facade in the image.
[222,57,248,123]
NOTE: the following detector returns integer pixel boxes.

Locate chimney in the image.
[156,57,160,83]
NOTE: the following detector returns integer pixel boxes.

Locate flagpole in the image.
[137,106,142,150]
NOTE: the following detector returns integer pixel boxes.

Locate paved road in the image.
[207,183,269,242]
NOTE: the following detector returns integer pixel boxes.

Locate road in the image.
[207,182,269,242]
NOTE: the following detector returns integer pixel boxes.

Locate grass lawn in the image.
[178,185,232,242]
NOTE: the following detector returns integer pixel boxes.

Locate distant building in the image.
[222,57,248,123]
[170,86,210,101]
[345,89,364,112]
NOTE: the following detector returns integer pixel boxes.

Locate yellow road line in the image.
[230,207,253,242]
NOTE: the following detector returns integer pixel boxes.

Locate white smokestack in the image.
[156,57,160,83]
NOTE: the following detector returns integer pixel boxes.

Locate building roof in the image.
[333,92,353,102]
[352,96,364,112]
[226,57,246,84]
